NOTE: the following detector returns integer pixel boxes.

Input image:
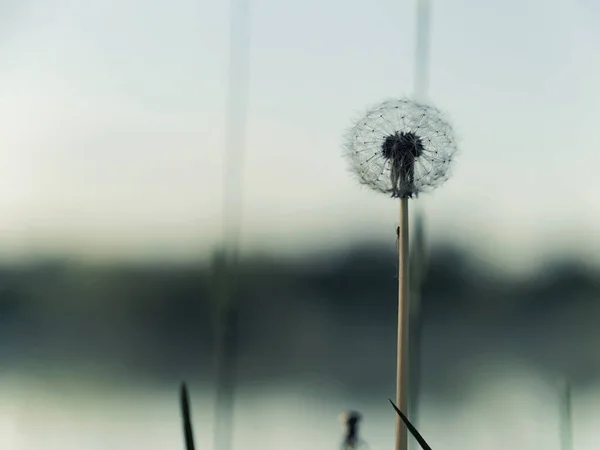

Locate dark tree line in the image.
[0,243,598,391]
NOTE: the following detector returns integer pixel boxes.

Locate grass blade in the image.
[181,383,196,450]
[388,399,432,450]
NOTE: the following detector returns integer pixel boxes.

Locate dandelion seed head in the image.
[343,98,458,199]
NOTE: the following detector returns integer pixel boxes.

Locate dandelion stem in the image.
[395,198,410,450]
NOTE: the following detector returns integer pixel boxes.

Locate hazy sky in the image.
[1,0,599,270]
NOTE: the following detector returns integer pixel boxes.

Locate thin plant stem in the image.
[396,197,410,450]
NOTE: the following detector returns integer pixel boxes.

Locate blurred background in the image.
[1,0,600,449]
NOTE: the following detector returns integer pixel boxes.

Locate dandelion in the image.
[343,97,458,450]
[343,98,457,199]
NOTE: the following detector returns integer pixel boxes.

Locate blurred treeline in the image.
[1,242,599,393]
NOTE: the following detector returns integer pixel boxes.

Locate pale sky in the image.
[1,0,599,271]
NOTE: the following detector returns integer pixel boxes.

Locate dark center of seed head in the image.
[381,132,424,161]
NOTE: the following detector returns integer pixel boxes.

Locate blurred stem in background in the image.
[559,380,573,450]
[211,250,240,450]
[408,212,427,433]
[213,0,251,447]
[413,0,430,105]
[409,0,431,439]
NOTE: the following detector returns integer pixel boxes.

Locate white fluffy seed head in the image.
[343,97,458,198]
